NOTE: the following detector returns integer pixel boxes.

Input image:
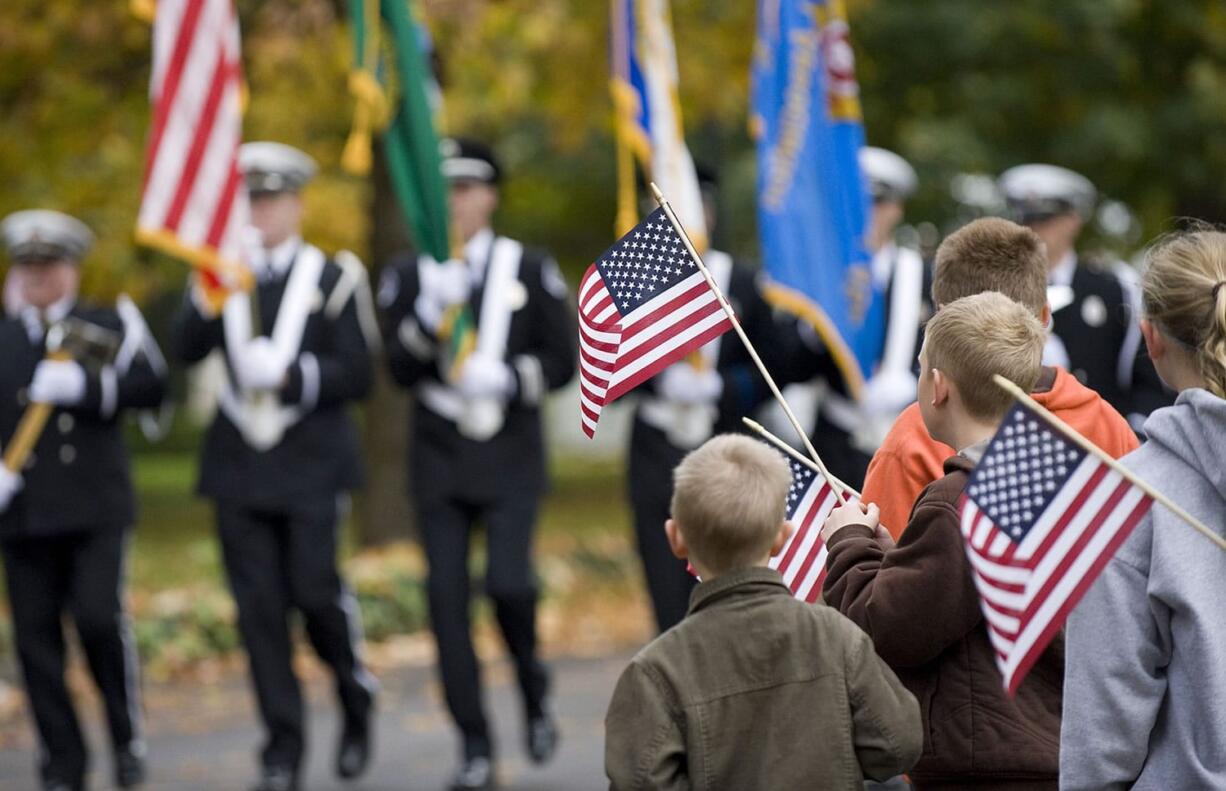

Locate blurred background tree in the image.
[1,0,1224,543]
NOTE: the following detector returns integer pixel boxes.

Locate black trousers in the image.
[416,494,548,761]
[216,498,376,772]
[812,415,873,493]
[627,419,697,634]
[2,527,142,789]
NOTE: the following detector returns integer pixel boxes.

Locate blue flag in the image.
[751,0,882,396]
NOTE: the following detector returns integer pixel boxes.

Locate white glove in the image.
[456,353,515,401]
[414,259,471,333]
[658,363,723,405]
[0,467,22,513]
[860,369,917,417]
[234,337,288,392]
[29,359,87,407]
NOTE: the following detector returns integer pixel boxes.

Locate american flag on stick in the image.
[578,206,734,437]
[959,396,1153,695]
[136,0,251,296]
[769,458,842,602]
[689,452,842,602]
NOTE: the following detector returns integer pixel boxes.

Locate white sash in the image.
[458,236,524,440]
[219,244,326,451]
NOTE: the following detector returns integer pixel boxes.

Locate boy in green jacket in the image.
[605,435,921,790]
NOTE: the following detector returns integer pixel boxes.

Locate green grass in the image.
[123,450,633,594]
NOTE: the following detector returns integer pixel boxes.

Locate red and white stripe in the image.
[959,455,1152,694]
[769,478,840,603]
[577,261,732,438]
[138,0,247,285]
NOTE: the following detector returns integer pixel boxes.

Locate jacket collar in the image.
[687,566,791,616]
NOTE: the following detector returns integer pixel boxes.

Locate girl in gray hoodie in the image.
[1062,228,1226,790]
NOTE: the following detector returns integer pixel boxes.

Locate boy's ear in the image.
[1140,319,1166,361]
[665,519,688,560]
[1040,303,1053,327]
[931,367,950,408]
[770,521,793,556]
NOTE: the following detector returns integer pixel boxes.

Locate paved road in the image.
[0,651,631,791]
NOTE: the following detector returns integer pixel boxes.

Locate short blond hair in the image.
[670,435,792,575]
[924,292,1045,420]
[932,218,1048,316]
[1141,228,1226,398]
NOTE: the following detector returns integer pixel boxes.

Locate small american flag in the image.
[137,0,249,293]
[689,456,840,602]
[578,207,733,437]
[770,458,841,602]
[959,402,1153,694]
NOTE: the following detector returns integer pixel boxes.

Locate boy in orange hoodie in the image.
[862,218,1138,538]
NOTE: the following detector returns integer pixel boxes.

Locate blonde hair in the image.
[924,292,1045,420]
[670,435,792,575]
[932,217,1049,316]
[1141,229,1226,398]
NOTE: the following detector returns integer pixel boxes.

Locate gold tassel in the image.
[130,0,156,24]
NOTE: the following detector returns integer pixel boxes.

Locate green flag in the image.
[345,0,450,261]
[346,0,475,372]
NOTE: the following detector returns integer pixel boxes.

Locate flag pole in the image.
[650,182,848,505]
[993,374,1226,552]
[742,417,861,499]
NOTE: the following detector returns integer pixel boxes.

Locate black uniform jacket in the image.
[380,245,577,504]
[0,302,166,539]
[172,255,372,509]
[1052,260,1171,424]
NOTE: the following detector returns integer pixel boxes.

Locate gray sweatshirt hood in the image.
[1138,388,1226,504]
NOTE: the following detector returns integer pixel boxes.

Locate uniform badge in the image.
[506,281,529,311]
[1081,294,1107,327]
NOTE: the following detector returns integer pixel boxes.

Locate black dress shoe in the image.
[526,714,559,765]
[448,756,494,790]
[115,744,147,788]
[336,709,372,779]
[249,765,299,791]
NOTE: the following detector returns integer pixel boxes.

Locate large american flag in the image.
[137,0,249,292]
[959,402,1152,694]
[769,458,840,602]
[578,207,733,437]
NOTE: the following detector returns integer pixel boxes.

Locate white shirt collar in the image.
[960,438,992,465]
[256,235,302,279]
[1048,251,1077,287]
[463,228,495,284]
[20,294,75,344]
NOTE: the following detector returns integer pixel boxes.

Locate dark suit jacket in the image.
[172,253,372,509]
[380,243,576,504]
[0,302,166,538]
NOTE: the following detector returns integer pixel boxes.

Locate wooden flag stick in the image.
[650,182,848,505]
[742,417,861,499]
[993,374,1226,552]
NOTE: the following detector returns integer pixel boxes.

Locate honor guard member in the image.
[171,143,379,791]
[784,146,929,490]
[379,138,576,790]
[626,167,784,633]
[0,211,167,791]
[1000,164,1171,430]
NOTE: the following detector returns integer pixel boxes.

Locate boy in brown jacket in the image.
[822,292,1060,790]
[605,435,922,790]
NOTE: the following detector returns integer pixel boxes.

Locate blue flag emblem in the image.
[752,0,883,395]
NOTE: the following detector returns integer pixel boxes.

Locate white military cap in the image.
[860,146,918,202]
[999,164,1097,223]
[239,141,318,194]
[1,209,94,263]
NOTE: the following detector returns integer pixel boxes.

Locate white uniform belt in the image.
[418,381,465,422]
[638,396,678,432]
[819,392,862,434]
